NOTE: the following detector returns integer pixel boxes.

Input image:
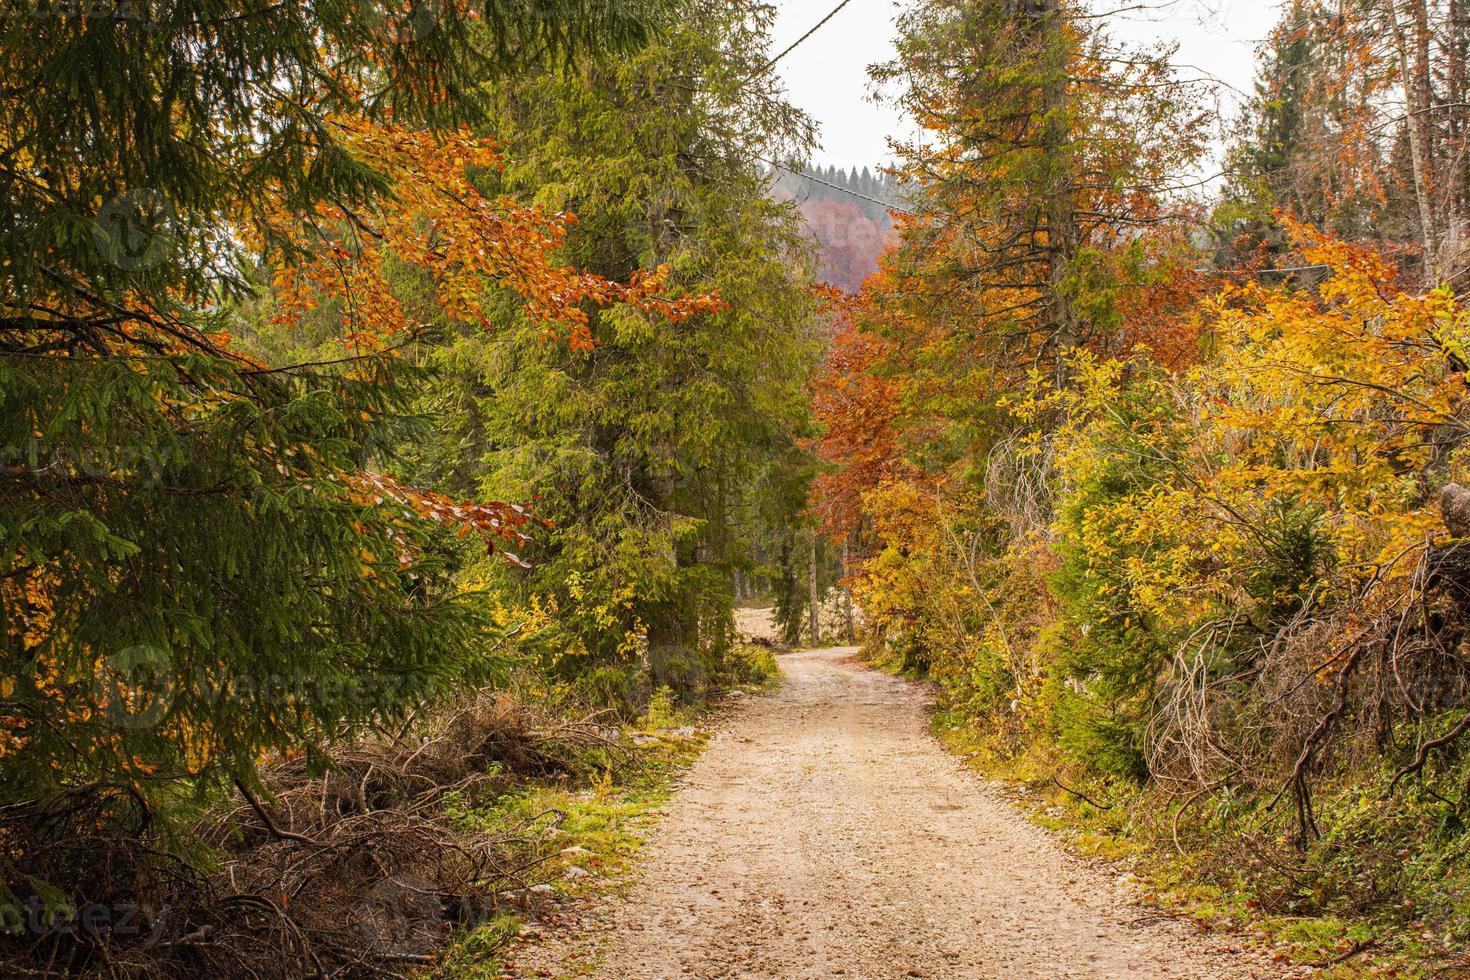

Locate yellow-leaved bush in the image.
[1064,228,1460,615]
[1044,227,1469,783]
[855,224,1470,788]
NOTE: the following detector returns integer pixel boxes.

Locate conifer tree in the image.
[414,0,823,702]
[0,0,671,894]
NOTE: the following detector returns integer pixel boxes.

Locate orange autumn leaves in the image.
[0,568,59,760]
[258,116,725,552]
[810,283,903,539]
[265,117,723,354]
[346,472,538,566]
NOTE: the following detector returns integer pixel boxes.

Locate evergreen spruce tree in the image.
[1221,0,1325,240]
[414,0,823,706]
[0,0,664,901]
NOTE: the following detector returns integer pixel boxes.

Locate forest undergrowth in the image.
[812,2,1470,976]
[0,645,777,979]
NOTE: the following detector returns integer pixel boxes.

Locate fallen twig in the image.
[1050,774,1112,810]
[1304,938,1378,969]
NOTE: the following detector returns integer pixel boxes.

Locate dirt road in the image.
[506,648,1284,979]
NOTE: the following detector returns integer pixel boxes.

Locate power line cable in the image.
[757,0,857,73]
[761,157,917,215]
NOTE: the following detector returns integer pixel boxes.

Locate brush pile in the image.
[0,691,623,978]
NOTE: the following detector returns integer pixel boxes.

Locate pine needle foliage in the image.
[416,0,823,706]
[0,0,669,909]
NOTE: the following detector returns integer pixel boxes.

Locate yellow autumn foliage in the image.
[1047,226,1465,633]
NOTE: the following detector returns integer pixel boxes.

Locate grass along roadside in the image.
[929,705,1468,979]
[436,648,779,978]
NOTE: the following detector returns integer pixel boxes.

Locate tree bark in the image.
[841,539,856,645]
[808,533,821,647]
[646,443,692,689]
[1448,0,1466,216]
[1439,481,1470,537]
[1026,0,1080,385]
[1387,0,1441,282]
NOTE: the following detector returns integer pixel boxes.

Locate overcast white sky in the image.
[768,0,1287,175]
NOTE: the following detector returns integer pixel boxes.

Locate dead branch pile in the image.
[1146,528,1470,847]
[0,690,624,978]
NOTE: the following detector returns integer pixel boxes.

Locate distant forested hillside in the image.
[771,164,901,292]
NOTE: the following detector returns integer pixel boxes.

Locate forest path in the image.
[503,647,1289,980]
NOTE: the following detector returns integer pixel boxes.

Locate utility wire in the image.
[757,0,857,73]
[761,157,917,215]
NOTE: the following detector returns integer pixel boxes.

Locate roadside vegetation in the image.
[2,0,807,974]
[814,1,1470,975]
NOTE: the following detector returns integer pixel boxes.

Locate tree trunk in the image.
[1027,0,1080,385]
[1439,481,1470,537]
[1387,0,1440,282]
[646,444,691,690]
[1448,0,1466,217]
[808,533,821,647]
[841,539,856,645]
